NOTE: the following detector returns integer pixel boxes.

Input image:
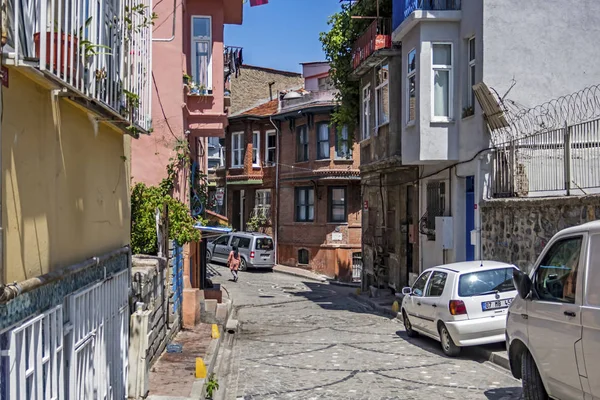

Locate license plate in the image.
[482,298,512,311]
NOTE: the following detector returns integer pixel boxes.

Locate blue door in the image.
[465,176,475,261]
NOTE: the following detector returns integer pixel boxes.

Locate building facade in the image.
[391,0,600,272]
[130,0,243,326]
[1,0,152,394]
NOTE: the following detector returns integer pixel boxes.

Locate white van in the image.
[507,221,600,400]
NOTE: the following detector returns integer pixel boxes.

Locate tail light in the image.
[449,300,467,316]
[250,251,255,259]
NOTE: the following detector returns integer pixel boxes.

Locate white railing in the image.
[5,0,152,131]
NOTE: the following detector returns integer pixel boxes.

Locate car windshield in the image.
[256,238,273,251]
[458,267,516,297]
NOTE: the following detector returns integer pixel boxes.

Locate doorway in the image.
[465,176,475,261]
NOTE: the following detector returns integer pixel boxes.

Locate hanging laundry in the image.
[250,0,268,6]
[235,49,243,78]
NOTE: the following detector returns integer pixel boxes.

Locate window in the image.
[362,84,371,140]
[328,187,347,223]
[375,62,389,127]
[231,236,251,249]
[317,122,330,159]
[254,189,271,218]
[534,237,582,304]
[191,16,212,89]
[335,126,352,159]
[467,37,476,110]
[426,271,448,297]
[256,238,274,251]
[214,235,229,246]
[587,235,600,306]
[412,271,432,297]
[458,268,516,297]
[231,132,244,168]
[252,131,260,167]
[426,181,445,232]
[296,125,309,162]
[295,187,315,222]
[407,48,417,124]
[265,130,276,166]
[207,137,224,170]
[298,249,309,265]
[432,43,453,120]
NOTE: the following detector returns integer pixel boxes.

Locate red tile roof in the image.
[240,99,278,117]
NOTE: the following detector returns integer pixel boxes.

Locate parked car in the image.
[206,232,275,270]
[507,221,600,400]
[401,261,518,357]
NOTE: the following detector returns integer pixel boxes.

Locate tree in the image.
[319,0,391,143]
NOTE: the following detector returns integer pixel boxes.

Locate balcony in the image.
[3,0,153,133]
[350,18,396,79]
[279,89,337,112]
[393,0,461,32]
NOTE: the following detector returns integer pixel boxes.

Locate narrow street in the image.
[209,264,522,400]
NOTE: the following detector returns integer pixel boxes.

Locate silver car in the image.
[207,232,275,270]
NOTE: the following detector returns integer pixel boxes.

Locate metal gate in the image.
[352,252,363,282]
[67,269,129,400]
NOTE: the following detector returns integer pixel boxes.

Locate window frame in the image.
[214,235,230,246]
[412,271,432,297]
[426,181,446,235]
[407,48,417,125]
[296,125,309,162]
[190,15,213,90]
[362,84,371,141]
[231,131,244,168]
[295,186,315,222]
[375,61,390,128]
[298,249,309,265]
[467,37,476,110]
[316,121,331,160]
[328,186,347,223]
[431,42,454,122]
[265,130,276,166]
[335,125,352,160]
[207,136,224,171]
[252,131,260,167]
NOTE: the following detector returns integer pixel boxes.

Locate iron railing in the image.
[393,0,461,31]
[492,118,600,197]
[5,0,152,131]
[351,18,391,70]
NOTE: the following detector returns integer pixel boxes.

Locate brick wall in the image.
[230,65,304,114]
[481,195,600,273]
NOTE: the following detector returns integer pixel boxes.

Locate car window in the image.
[534,236,582,304]
[237,237,251,249]
[412,271,432,297]
[256,238,273,250]
[458,267,515,297]
[214,236,229,246]
[425,271,448,297]
[586,235,600,306]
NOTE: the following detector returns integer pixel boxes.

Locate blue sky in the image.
[225,0,343,73]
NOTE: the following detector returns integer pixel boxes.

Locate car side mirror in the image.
[513,268,532,300]
[402,287,412,296]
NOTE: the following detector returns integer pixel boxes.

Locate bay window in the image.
[266,130,276,166]
[252,131,260,167]
[407,48,416,124]
[375,62,389,127]
[432,43,453,121]
[317,122,330,159]
[296,125,309,162]
[191,16,212,90]
[231,132,244,168]
[335,126,352,159]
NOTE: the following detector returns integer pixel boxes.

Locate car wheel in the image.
[239,258,247,271]
[521,351,548,400]
[206,250,212,263]
[439,323,461,357]
[402,311,418,338]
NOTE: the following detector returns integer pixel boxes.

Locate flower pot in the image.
[33,32,79,75]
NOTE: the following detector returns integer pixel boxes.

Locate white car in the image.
[401,261,518,357]
[508,221,600,400]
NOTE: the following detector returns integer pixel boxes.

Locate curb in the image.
[272,267,327,282]
[328,280,361,288]
[348,293,511,372]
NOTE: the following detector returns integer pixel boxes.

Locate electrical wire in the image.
[152,71,179,141]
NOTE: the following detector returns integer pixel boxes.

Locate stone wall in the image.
[481,195,600,272]
[230,65,303,115]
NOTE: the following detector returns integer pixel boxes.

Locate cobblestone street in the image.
[209,264,522,400]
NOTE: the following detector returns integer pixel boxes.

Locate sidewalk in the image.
[273,264,360,287]
[349,291,511,371]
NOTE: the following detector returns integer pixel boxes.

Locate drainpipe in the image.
[0,32,4,286]
[152,0,177,42]
[269,115,279,265]
[474,151,492,260]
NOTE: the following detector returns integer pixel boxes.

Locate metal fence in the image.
[492,118,600,197]
[352,252,363,283]
[172,244,184,315]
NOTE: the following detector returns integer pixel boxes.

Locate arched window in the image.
[298,249,309,265]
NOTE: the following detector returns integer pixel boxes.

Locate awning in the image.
[193,224,233,236]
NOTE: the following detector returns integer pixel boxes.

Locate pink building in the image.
[131,0,243,326]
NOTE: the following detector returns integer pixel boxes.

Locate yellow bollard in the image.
[211,324,220,339]
[392,300,400,314]
[195,357,207,379]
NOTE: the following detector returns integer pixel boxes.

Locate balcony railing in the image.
[351,18,391,71]
[393,0,461,31]
[4,0,153,132]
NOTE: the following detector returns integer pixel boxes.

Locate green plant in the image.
[246,213,269,233]
[124,3,158,34]
[462,106,474,118]
[205,374,219,399]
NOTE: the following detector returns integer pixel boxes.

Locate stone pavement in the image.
[272,264,327,282]
[208,264,522,400]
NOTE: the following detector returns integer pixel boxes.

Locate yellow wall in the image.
[1,68,131,283]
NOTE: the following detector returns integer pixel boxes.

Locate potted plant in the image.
[199,84,208,95]
[188,81,200,95]
[462,106,474,118]
[34,20,81,74]
[183,73,191,85]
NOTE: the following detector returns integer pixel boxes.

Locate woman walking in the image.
[227,246,240,282]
